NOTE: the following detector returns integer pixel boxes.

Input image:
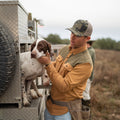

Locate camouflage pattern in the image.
[67,19,93,37]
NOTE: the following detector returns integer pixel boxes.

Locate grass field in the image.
[90,49,120,120]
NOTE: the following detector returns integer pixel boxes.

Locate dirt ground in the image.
[90,49,120,120]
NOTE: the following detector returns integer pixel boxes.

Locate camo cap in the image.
[87,40,95,43]
[66,19,93,37]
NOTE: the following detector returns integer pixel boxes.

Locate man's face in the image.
[70,33,90,49]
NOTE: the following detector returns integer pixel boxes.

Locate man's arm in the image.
[46,63,92,93]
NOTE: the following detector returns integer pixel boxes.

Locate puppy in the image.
[20,38,51,106]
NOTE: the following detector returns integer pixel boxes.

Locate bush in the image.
[93,38,120,51]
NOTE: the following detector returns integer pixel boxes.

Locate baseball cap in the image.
[66,19,93,37]
[87,40,95,43]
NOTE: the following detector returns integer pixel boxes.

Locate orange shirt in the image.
[46,45,93,115]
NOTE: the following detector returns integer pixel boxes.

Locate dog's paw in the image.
[30,89,38,99]
[23,92,30,106]
[37,92,43,97]
[23,97,30,106]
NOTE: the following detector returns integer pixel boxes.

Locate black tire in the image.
[0,24,16,96]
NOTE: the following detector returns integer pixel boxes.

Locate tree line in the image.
[92,38,120,51]
[44,34,120,51]
[44,34,70,44]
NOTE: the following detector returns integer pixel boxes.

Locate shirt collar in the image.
[88,46,92,50]
[69,45,87,55]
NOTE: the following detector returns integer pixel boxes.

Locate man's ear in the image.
[86,36,91,42]
[88,36,91,40]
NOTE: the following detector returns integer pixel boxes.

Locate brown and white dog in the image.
[20,38,51,106]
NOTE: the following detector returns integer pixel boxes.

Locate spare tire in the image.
[0,24,16,96]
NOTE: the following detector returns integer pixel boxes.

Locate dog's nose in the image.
[31,52,36,58]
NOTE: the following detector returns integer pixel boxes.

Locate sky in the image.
[19,0,120,41]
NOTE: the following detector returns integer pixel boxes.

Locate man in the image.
[82,40,96,120]
[83,40,96,100]
[38,19,93,120]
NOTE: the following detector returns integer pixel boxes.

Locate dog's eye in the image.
[45,75,48,78]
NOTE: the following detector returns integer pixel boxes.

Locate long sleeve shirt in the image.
[45,45,93,115]
[88,46,96,81]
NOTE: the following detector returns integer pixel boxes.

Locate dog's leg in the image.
[30,86,38,99]
[21,72,30,106]
[32,81,42,97]
[23,86,30,106]
[26,80,33,102]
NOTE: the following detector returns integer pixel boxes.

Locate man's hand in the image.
[37,52,51,65]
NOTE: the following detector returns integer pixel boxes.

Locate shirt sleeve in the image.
[46,63,92,93]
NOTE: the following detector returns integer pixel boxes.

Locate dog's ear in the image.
[42,40,51,54]
[31,41,36,51]
[47,42,51,54]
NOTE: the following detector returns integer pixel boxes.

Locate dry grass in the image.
[90,49,120,120]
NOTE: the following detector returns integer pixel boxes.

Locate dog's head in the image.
[31,38,51,58]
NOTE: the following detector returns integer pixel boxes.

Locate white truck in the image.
[0,0,46,120]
